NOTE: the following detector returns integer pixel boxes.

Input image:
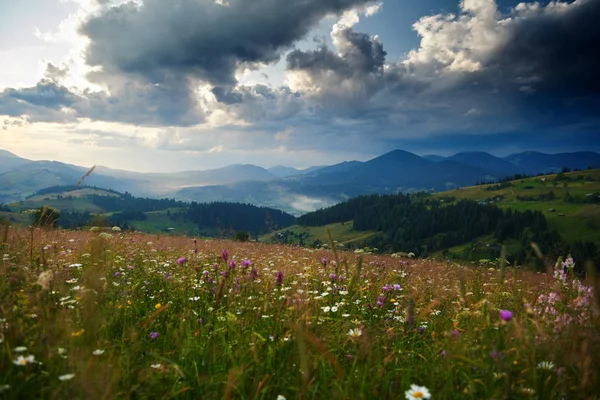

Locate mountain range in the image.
[2,148,600,214]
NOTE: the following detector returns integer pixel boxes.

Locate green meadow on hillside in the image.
[260,221,376,248]
[435,169,600,244]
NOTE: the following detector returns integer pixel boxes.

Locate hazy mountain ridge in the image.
[2,149,600,213]
[267,165,326,178]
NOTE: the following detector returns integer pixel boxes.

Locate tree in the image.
[234,231,250,242]
[33,206,60,228]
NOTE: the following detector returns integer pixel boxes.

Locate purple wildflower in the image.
[241,259,251,267]
[329,273,336,281]
[499,309,513,322]
[276,271,284,286]
[250,268,259,280]
[177,257,186,265]
[221,249,229,263]
[393,284,402,291]
[149,332,159,340]
[114,271,120,277]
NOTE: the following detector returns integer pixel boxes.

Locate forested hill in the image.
[5,185,295,237]
[297,193,599,271]
[183,202,294,237]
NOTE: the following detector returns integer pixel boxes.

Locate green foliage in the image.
[233,231,250,242]
[297,194,558,265]
[32,206,60,228]
[184,202,295,237]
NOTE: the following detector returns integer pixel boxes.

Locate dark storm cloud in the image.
[285,23,409,112]
[285,0,600,137]
[1,80,77,109]
[0,0,374,126]
[288,28,386,75]
[79,0,376,88]
[493,0,600,97]
[0,80,80,123]
[0,78,202,126]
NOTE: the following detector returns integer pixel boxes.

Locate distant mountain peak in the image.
[0,149,21,159]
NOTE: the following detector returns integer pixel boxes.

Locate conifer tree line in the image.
[297,193,599,273]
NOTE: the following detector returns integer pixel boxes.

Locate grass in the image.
[0,226,599,399]
[260,221,376,247]
[130,211,200,235]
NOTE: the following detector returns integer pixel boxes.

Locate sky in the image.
[0,0,599,172]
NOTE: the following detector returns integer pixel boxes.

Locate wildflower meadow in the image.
[0,227,599,399]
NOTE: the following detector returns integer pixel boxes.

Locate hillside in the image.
[261,171,600,271]
[260,221,376,248]
[433,169,600,244]
[3,185,295,237]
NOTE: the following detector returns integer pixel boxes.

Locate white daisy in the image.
[13,355,36,366]
[347,328,362,338]
[537,361,555,371]
[405,384,431,399]
[92,349,105,356]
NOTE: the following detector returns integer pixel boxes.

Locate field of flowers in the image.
[0,227,599,399]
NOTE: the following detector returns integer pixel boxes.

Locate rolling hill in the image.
[2,185,295,237]
[262,169,600,270]
[433,168,600,244]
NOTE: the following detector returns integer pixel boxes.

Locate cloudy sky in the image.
[1,0,599,172]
